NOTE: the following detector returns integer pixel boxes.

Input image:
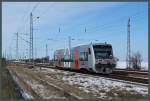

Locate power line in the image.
[17,3,30,33]
[38,3,55,19]
[88,10,146,32]
[31,2,40,13]
[62,10,147,35]
[17,2,40,33]
[18,34,30,44]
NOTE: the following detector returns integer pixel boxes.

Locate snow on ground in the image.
[24,75,65,99]
[116,61,148,70]
[21,91,34,99]
[39,68,148,98]
[62,74,148,98]
[12,67,66,99]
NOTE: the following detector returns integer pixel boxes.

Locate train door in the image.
[79,51,88,69]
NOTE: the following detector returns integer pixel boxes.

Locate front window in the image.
[93,45,113,59]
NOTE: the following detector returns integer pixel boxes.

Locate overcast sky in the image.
[2,2,148,61]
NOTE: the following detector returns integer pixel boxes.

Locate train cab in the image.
[91,43,117,74]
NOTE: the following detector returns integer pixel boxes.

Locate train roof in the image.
[73,42,112,48]
[92,42,112,46]
[54,42,112,52]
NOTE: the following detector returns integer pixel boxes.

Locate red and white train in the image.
[54,43,117,74]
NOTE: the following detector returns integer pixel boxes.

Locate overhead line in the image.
[18,35,30,44]
[62,10,147,34]
[86,10,147,32]
[31,2,40,13]
[17,2,40,33]
[38,3,55,19]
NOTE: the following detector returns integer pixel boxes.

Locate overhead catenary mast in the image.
[126,18,131,69]
[30,12,34,63]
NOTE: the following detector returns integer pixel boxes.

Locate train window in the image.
[80,52,88,61]
[88,48,91,54]
[79,52,84,61]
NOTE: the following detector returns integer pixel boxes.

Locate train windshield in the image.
[93,45,113,59]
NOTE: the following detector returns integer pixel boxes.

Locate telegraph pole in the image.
[126,18,131,69]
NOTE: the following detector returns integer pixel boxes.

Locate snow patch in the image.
[36,67,148,98]
[62,74,148,97]
[21,91,34,99]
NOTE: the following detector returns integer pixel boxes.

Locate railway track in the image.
[108,74,148,84]
[113,69,148,76]
[36,63,148,85]
[13,62,148,85]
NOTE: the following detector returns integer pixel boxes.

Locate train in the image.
[54,42,117,74]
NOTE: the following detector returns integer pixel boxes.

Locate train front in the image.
[92,43,116,74]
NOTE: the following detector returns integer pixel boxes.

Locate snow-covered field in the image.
[116,61,148,70]
[40,68,148,99]
[62,73,148,98]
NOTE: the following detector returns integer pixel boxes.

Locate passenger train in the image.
[54,43,117,74]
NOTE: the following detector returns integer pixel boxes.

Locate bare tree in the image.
[130,52,142,70]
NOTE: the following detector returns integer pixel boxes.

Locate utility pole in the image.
[30,12,34,63]
[126,18,131,69]
[15,32,19,60]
